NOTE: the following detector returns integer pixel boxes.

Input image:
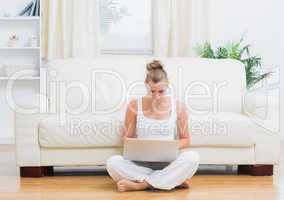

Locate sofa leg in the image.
[20,167,44,177]
[238,165,273,176]
[43,166,54,176]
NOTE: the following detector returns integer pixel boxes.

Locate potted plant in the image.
[195,38,272,89]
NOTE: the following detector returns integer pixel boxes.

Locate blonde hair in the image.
[145,60,168,83]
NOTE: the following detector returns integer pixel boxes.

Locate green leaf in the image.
[195,41,215,58]
[216,47,229,59]
[194,37,273,89]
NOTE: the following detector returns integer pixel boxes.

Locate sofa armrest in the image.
[15,113,50,166]
[15,94,49,167]
[242,90,280,164]
[242,90,279,133]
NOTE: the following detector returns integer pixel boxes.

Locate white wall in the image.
[209,0,284,139]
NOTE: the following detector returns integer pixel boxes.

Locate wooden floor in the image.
[0,144,283,200]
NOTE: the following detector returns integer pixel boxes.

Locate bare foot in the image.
[178,182,190,188]
[177,179,191,189]
[116,179,150,192]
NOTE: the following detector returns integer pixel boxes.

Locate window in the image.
[99,0,152,55]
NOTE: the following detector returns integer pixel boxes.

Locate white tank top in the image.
[136,97,177,140]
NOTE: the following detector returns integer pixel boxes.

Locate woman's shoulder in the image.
[129,97,143,105]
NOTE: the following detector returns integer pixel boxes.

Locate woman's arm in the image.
[124,100,137,138]
[176,102,191,149]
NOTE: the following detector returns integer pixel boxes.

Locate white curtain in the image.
[152,0,210,57]
[42,0,101,60]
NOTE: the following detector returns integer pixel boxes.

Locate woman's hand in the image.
[179,138,190,149]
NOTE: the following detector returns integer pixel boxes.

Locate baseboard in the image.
[0,137,15,144]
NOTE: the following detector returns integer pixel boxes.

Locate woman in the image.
[106,60,200,192]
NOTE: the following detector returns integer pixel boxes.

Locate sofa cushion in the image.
[39,112,255,149]
[39,114,124,148]
[47,58,246,115]
[190,112,255,147]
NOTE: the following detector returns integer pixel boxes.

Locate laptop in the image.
[123,138,180,162]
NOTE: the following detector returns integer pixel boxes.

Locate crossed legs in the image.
[106,149,200,192]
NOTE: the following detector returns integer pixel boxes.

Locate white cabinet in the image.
[0,16,41,79]
[0,0,42,143]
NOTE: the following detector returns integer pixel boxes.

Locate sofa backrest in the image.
[45,57,246,117]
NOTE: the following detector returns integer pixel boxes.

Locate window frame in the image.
[100,0,154,56]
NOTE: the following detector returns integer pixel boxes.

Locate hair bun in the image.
[146,60,164,71]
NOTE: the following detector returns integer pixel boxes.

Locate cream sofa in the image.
[15,57,280,177]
